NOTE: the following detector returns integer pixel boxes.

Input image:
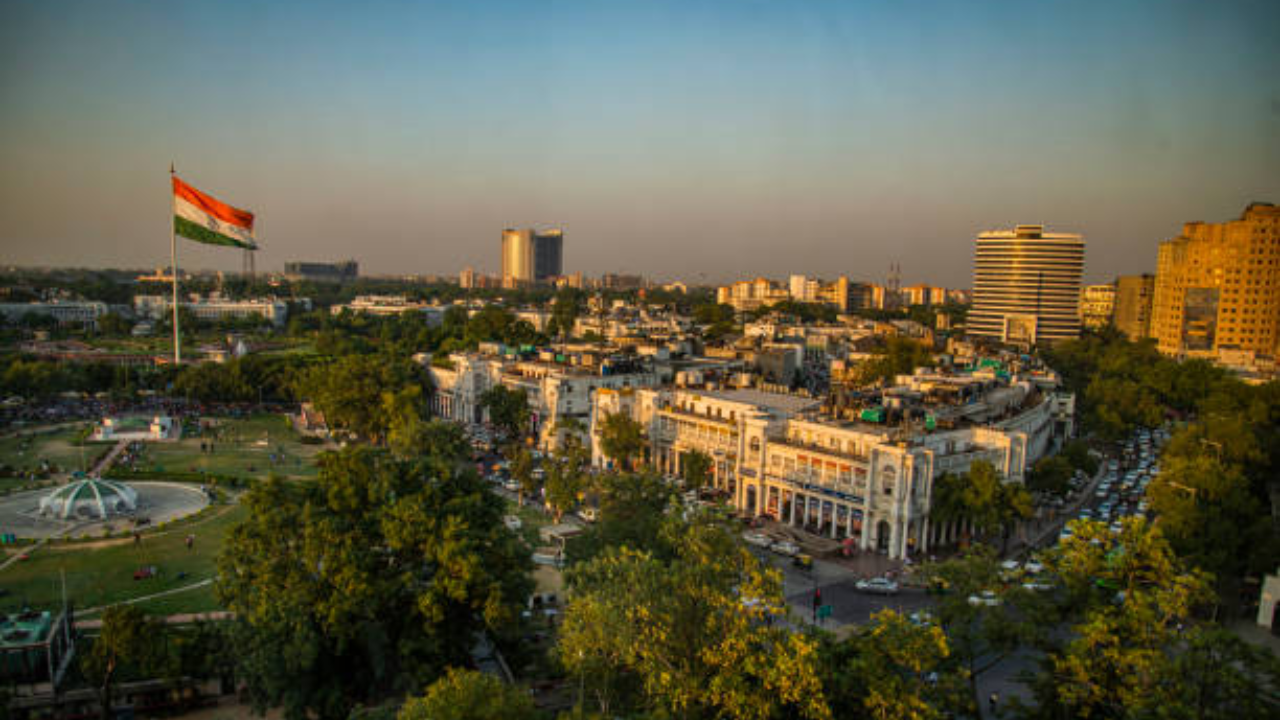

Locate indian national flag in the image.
[172,176,257,250]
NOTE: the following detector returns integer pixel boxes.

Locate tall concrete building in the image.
[1079,283,1116,330]
[1151,203,1280,358]
[1113,274,1155,340]
[501,228,563,287]
[968,224,1084,346]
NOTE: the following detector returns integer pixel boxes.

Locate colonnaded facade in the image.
[590,377,1057,560]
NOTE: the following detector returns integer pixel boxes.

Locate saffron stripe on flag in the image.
[172,176,254,230]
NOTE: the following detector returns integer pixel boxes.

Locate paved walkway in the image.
[77,578,215,616]
[89,439,128,477]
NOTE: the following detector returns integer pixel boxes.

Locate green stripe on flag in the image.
[174,215,256,250]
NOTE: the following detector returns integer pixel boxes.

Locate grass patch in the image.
[124,414,325,481]
[0,425,100,480]
[0,503,246,615]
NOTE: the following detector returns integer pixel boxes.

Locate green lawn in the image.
[0,424,105,487]
[128,414,326,481]
[0,502,246,616]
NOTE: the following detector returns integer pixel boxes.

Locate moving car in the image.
[855,577,900,595]
[769,540,801,557]
[742,531,772,548]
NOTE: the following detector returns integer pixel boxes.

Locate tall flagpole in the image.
[170,162,181,365]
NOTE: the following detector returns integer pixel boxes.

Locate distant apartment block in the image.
[1113,274,1155,340]
[968,224,1084,346]
[901,284,950,307]
[1151,203,1280,360]
[1079,283,1116,330]
[283,260,358,282]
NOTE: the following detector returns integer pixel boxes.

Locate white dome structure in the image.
[39,479,138,520]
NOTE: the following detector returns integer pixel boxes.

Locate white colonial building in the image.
[589,368,1059,560]
[427,351,660,450]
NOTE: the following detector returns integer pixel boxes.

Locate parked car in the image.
[792,553,813,570]
[502,515,522,531]
[577,507,599,523]
[742,531,772,548]
[855,577,900,595]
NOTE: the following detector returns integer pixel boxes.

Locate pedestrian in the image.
[185,534,194,550]
[989,691,1000,716]
[133,531,140,545]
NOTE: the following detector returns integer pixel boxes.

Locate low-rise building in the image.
[589,366,1062,560]
[133,295,289,327]
[0,301,108,328]
[330,296,444,325]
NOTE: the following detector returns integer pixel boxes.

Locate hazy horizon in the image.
[2,0,1278,287]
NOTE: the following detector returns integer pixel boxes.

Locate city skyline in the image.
[1,1,1278,286]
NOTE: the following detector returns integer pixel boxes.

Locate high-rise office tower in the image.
[1150,203,1280,358]
[501,228,563,287]
[1113,274,1155,340]
[533,229,563,282]
[968,224,1084,345]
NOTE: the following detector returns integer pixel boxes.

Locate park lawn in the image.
[135,414,325,480]
[0,502,246,616]
[0,424,105,481]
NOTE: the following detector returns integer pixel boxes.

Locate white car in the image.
[502,515,522,531]
[967,590,1002,607]
[503,479,521,492]
[1024,559,1045,574]
[769,540,801,557]
[1000,559,1021,573]
[1022,580,1054,592]
[742,531,772,548]
[855,577,900,595]
[577,507,599,523]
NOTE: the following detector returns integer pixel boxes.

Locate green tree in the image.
[300,355,429,443]
[547,288,586,340]
[820,610,969,720]
[956,460,1032,550]
[480,385,530,440]
[851,337,935,387]
[216,447,532,720]
[599,412,645,471]
[679,449,713,492]
[568,473,675,564]
[509,445,536,506]
[1024,517,1214,719]
[545,430,588,523]
[1166,625,1280,720]
[1147,454,1270,593]
[1026,455,1073,497]
[921,546,1027,711]
[81,605,166,720]
[398,667,540,720]
[96,312,131,336]
[560,516,831,719]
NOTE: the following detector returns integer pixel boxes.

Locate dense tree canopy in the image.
[560,515,830,720]
[216,446,532,720]
[299,354,430,443]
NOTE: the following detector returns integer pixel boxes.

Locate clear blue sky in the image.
[2,0,1277,286]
